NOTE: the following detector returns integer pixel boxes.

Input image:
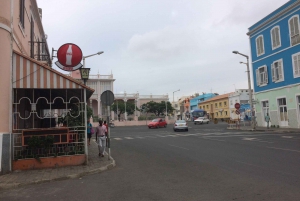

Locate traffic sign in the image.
[235,110,240,115]
[234,103,241,109]
[101,90,115,106]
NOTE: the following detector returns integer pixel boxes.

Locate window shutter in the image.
[271,63,275,82]
[256,39,260,55]
[256,69,260,86]
[294,55,299,76]
[278,61,283,80]
[275,28,280,47]
[264,66,268,84]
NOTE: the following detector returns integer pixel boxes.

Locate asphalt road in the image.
[1,122,300,201]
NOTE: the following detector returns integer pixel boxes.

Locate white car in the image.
[194,117,210,124]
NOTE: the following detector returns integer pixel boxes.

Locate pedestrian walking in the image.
[104,120,108,146]
[87,120,92,145]
[95,120,107,157]
[265,113,270,129]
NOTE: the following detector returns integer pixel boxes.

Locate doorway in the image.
[261,100,269,127]
[278,98,288,127]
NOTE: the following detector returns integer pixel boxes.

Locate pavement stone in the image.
[0,137,115,191]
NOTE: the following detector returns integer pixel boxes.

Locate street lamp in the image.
[232,50,255,130]
[80,51,104,164]
[173,89,180,118]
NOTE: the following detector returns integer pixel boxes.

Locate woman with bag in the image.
[95,120,107,157]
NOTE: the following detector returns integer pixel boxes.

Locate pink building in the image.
[0,0,94,174]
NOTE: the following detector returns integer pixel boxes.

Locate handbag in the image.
[91,127,94,135]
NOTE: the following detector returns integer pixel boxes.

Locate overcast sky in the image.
[37,0,288,100]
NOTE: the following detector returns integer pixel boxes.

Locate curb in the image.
[0,158,116,191]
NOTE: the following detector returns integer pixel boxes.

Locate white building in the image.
[228,89,251,120]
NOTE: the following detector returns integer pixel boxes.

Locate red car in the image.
[148,118,167,129]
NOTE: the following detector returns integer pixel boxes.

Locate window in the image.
[292,52,300,78]
[230,100,233,105]
[256,35,265,56]
[199,106,202,109]
[30,16,34,58]
[256,66,268,86]
[271,59,284,82]
[215,103,218,108]
[206,105,209,109]
[224,101,227,106]
[225,111,228,116]
[271,26,281,49]
[289,15,300,46]
[219,102,222,107]
[19,0,25,29]
[262,100,269,118]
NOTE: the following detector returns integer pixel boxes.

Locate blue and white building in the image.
[247,0,300,128]
[190,93,217,111]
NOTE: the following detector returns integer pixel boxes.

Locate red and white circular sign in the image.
[55,43,83,71]
[234,103,241,110]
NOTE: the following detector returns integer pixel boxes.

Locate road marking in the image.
[156,135,168,137]
[168,144,189,150]
[258,140,274,143]
[282,136,293,138]
[114,138,122,140]
[242,138,257,141]
[266,146,300,153]
[202,137,225,142]
[135,137,145,139]
[144,136,156,138]
[124,137,134,139]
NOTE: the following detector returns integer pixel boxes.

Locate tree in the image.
[111,100,136,121]
[140,101,174,116]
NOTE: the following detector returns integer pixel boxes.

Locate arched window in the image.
[256,35,265,56]
[289,15,300,46]
[271,26,281,49]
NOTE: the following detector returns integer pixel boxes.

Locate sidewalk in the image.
[0,137,115,191]
[228,124,300,133]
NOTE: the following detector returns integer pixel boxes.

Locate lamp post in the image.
[80,51,104,164]
[232,50,255,130]
[173,89,180,118]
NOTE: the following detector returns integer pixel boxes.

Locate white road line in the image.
[258,141,274,143]
[202,137,225,142]
[168,144,189,150]
[144,136,156,138]
[135,137,145,139]
[242,138,258,141]
[156,135,168,137]
[282,136,293,138]
[266,146,300,153]
[114,138,122,140]
[124,137,134,140]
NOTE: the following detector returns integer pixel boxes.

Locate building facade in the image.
[247,0,300,128]
[190,93,217,111]
[228,89,251,120]
[198,93,232,120]
[70,70,115,118]
[0,0,94,174]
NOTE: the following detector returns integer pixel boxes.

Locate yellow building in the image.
[198,93,233,120]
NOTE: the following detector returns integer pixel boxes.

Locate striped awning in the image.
[12,51,94,94]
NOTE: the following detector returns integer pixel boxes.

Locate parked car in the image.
[148,118,167,129]
[194,117,210,124]
[173,120,188,131]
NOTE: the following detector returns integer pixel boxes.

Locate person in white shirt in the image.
[95,120,107,157]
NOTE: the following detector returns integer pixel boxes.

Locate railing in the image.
[13,126,85,160]
[114,94,168,99]
[89,74,113,79]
